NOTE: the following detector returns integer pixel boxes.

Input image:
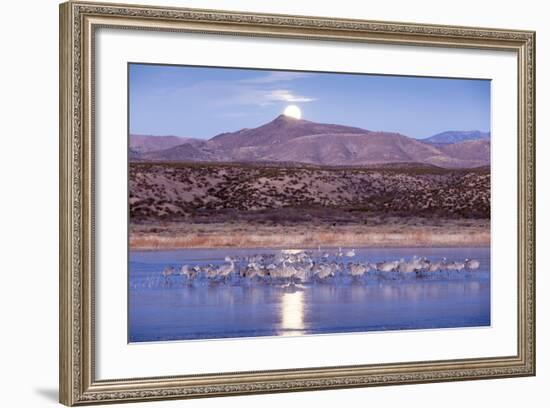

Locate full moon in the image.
[283,105,302,119]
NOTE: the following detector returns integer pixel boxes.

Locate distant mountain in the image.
[422,130,490,144]
[142,142,217,162]
[129,134,202,153]
[257,132,489,168]
[210,114,369,149]
[130,116,490,168]
[436,139,491,162]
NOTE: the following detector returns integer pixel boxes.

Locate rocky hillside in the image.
[129,162,490,223]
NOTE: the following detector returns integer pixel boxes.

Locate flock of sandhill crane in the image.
[160,248,482,285]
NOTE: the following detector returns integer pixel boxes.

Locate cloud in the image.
[266,89,316,103]
[162,70,318,108]
[222,88,316,107]
[230,72,318,105]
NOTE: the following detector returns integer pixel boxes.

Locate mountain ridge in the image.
[130,116,490,168]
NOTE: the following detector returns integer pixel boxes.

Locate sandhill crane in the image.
[179,264,197,280]
[446,261,465,272]
[281,260,300,280]
[242,262,265,279]
[349,262,367,277]
[205,264,218,280]
[293,267,308,282]
[377,260,399,273]
[240,264,254,279]
[217,257,235,280]
[465,259,480,270]
[162,265,175,280]
[398,260,417,274]
[264,262,285,280]
[428,262,442,273]
[313,263,333,280]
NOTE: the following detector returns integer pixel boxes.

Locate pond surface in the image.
[129,247,490,342]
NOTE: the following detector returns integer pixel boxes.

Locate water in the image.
[129,247,490,342]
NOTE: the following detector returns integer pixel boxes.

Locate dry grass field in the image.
[129,162,490,249]
[130,218,490,250]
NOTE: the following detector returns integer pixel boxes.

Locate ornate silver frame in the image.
[59,1,536,405]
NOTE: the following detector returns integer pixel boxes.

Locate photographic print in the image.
[59,4,535,403]
[128,63,491,343]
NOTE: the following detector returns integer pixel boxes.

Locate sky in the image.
[129,63,491,140]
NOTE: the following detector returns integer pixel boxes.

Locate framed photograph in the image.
[59,1,536,405]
